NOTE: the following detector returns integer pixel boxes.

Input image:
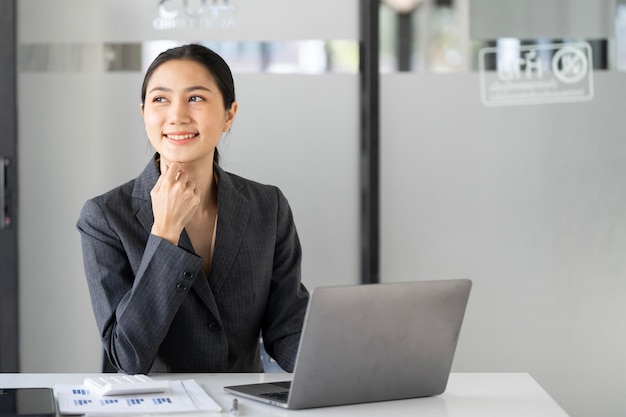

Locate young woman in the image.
[77,44,309,374]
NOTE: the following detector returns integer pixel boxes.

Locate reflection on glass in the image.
[19,41,359,75]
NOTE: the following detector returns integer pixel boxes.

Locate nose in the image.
[167,99,191,124]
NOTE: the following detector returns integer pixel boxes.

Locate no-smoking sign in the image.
[479,42,594,107]
[552,46,589,84]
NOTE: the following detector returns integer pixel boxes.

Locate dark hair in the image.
[141,44,236,165]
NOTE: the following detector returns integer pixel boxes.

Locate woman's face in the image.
[141,58,237,167]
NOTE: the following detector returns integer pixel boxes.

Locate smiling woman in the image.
[76,44,309,374]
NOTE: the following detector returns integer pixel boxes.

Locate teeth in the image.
[167,133,196,140]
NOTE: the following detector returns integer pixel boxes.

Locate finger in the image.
[163,162,181,183]
[175,170,191,186]
[172,164,189,183]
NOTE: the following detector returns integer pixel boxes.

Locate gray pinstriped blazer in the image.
[77,155,309,374]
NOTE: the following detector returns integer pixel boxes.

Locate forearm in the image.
[102,235,203,373]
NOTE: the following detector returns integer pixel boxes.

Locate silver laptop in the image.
[224,279,472,410]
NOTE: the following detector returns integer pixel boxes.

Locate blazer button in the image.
[176,282,188,292]
[208,321,221,332]
[183,271,194,279]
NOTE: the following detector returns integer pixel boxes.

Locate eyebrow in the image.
[148,85,214,94]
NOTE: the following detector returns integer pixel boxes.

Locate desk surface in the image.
[0,373,569,417]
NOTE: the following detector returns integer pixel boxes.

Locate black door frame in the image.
[0,0,19,372]
[360,0,380,285]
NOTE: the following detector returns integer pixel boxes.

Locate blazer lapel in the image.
[133,158,158,233]
[209,165,250,295]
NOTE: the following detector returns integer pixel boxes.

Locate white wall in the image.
[17,73,151,371]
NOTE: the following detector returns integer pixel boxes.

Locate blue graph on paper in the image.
[100,398,120,405]
[153,397,173,405]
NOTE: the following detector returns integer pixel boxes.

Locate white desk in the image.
[0,373,569,417]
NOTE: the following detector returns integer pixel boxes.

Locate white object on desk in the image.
[84,374,170,396]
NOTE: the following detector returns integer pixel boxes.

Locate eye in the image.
[189,95,205,102]
[152,96,168,103]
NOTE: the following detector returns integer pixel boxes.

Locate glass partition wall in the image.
[17,0,360,372]
[15,1,626,416]
[380,1,625,417]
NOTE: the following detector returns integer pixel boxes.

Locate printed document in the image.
[55,379,221,415]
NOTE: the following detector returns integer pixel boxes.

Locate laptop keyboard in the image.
[259,382,291,403]
[260,390,289,402]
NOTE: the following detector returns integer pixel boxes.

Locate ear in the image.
[223,101,238,132]
[140,102,145,117]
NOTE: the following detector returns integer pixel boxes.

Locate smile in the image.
[164,133,199,140]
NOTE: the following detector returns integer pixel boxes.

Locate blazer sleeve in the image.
[77,197,204,374]
[260,187,309,372]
